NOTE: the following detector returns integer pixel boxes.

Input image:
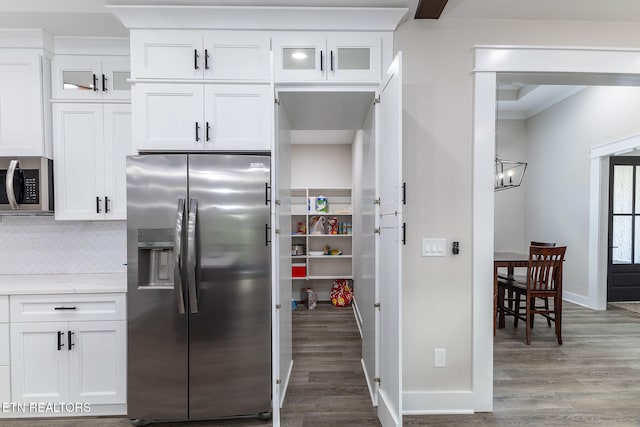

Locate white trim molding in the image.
[403,391,474,415]
[473,45,640,415]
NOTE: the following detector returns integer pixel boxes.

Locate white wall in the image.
[526,86,640,297]
[0,216,126,275]
[291,144,352,188]
[395,17,640,409]
[494,119,527,252]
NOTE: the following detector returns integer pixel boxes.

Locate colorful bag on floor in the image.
[330,279,353,307]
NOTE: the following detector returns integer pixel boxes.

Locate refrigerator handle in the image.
[187,198,199,314]
[174,198,187,314]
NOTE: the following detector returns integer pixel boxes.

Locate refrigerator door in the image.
[127,154,189,421]
[187,154,272,418]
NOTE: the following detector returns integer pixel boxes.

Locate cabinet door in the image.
[103,104,132,220]
[134,83,204,151]
[203,31,271,81]
[272,33,326,82]
[101,59,131,100]
[327,33,382,82]
[204,84,271,151]
[0,52,45,156]
[53,103,105,220]
[10,322,70,403]
[51,57,102,100]
[68,321,126,405]
[131,30,203,79]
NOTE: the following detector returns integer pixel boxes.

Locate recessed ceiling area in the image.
[497,84,585,120]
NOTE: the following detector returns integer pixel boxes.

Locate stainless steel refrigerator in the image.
[126,154,272,424]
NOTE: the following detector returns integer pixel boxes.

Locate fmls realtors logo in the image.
[1,402,91,414]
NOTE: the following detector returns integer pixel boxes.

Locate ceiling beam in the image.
[414,0,448,19]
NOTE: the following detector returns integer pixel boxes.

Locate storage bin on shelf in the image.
[292,263,307,278]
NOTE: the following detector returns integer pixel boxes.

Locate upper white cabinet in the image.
[53,103,132,220]
[52,55,131,100]
[0,51,51,157]
[134,83,271,152]
[130,30,271,81]
[273,32,382,83]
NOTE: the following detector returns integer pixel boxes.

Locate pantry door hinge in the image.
[275,97,281,105]
[276,304,282,309]
[374,302,381,309]
[276,379,282,384]
[374,377,381,384]
[373,198,381,205]
[374,228,381,235]
[275,229,281,234]
[373,96,381,104]
[275,199,281,205]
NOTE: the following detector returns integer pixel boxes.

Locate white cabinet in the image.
[9,294,126,406]
[131,30,271,81]
[0,296,9,403]
[0,51,51,157]
[291,188,353,301]
[273,32,382,83]
[134,83,271,151]
[52,103,132,220]
[52,55,131,100]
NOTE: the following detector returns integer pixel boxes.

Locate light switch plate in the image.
[422,238,446,257]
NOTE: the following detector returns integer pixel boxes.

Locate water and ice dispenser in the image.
[137,228,175,288]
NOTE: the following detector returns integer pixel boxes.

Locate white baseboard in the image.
[403,391,474,415]
[378,388,401,427]
[361,358,377,406]
[562,291,591,309]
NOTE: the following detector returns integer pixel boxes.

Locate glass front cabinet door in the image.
[52,56,131,101]
[273,32,382,83]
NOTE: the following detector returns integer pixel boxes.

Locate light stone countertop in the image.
[0,273,127,295]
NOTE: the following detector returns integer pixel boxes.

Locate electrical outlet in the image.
[434,348,446,368]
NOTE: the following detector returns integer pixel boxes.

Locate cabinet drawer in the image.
[0,323,8,365]
[0,295,8,323]
[10,294,125,323]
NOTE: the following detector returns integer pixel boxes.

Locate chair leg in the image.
[513,291,520,328]
[525,297,532,345]
[543,297,551,327]
[555,296,562,345]
[529,297,535,328]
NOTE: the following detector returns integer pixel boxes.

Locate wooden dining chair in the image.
[498,241,556,325]
[498,245,567,345]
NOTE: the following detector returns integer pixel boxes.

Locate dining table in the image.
[494,251,529,334]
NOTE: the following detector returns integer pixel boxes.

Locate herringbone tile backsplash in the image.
[0,216,126,275]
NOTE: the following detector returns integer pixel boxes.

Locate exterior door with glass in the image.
[608,156,640,301]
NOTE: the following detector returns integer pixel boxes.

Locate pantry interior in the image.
[276,88,379,402]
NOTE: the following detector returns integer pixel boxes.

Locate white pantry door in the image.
[272,93,293,425]
[375,52,403,427]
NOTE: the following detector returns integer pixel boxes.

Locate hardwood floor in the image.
[4,302,640,426]
[405,302,640,426]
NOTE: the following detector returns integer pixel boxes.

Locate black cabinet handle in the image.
[105,196,111,213]
[57,331,64,351]
[206,122,210,141]
[205,49,210,70]
[96,196,102,213]
[68,331,75,350]
[102,73,107,92]
[402,222,407,245]
[330,50,334,71]
[320,51,324,71]
[194,49,199,70]
[402,182,407,205]
[195,122,200,142]
[54,306,77,310]
[92,73,98,91]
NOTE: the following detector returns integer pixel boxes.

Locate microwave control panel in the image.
[21,170,39,204]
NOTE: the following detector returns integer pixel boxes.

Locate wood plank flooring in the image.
[4,302,640,426]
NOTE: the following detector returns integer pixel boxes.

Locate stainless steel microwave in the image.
[0,157,54,214]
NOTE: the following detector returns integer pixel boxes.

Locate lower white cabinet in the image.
[0,296,9,402]
[8,293,126,411]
